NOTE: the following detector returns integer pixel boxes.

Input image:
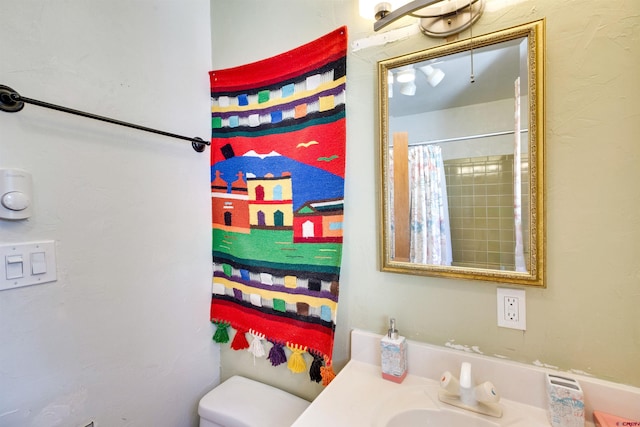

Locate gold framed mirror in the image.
[378,20,545,286]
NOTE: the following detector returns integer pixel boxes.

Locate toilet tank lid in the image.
[198,375,310,427]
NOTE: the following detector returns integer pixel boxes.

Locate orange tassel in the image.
[321,363,336,386]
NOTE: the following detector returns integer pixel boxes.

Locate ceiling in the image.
[387,37,525,117]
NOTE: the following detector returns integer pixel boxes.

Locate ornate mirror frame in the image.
[378,20,545,286]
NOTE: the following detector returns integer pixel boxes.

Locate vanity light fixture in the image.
[360,0,485,37]
[395,68,416,83]
[419,65,445,87]
[395,67,417,96]
[390,65,441,97]
[398,81,417,96]
[359,0,407,20]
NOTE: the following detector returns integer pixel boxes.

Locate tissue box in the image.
[546,373,585,427]
[593,410,639,427]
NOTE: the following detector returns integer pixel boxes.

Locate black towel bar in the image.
[0,84,209,153]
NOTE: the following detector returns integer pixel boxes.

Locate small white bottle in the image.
[380,318,408,383]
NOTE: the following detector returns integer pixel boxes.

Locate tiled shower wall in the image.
[444,155,529,270]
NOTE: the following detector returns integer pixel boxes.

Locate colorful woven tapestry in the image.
[209,27,347,385]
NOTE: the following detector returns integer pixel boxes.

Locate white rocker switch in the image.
[6,255,24,279]
[31,252,47,275]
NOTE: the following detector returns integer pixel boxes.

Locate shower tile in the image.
[474,206,487,217]
[487,219,499,230]
[462,229,476,241]
[486,184,499,195]
[461,185,474,196]
[486,195,500,206]
[474,195,487,207]
[488,241,501,252]
[474,218,488,228]
[475,229,488,241]
[462,217,475,229]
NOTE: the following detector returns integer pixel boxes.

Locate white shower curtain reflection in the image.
[408,145,452,265]
[513,77,526,272]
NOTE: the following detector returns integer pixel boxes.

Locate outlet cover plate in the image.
[497,287,526,330]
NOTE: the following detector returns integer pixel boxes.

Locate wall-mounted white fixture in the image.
[360,0,485,37]
[497,287,526,330]
[396,68,418,96]
[395,68,416,83]
[359,0,406,20]
[399,81,417,96]
[389,64,443,97]
[419,64,445,87]
[0,168,32,220]
[0,241,57,291]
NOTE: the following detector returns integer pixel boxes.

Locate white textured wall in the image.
[0,2,218,426]
[211,0,640,402]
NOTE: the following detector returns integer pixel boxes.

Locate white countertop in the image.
[292,330,640,426]
[292,359,550,427]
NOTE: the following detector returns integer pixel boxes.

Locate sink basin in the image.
[385,408,499,427]
[373,385,503,427]
[372,383,548,427]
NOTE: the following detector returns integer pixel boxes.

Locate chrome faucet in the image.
[438,362,502,417]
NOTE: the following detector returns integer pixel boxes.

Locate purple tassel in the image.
[268,341,287,366]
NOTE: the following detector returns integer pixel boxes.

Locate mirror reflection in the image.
[379,21,545,286]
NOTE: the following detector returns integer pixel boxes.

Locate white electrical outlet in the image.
[505,296,519,321]
[497,288,526,330]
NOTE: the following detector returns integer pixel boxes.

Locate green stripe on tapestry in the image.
[211,109,345,138]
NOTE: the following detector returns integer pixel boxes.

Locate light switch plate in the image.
[0,241,57,291]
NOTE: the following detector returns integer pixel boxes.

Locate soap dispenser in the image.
[380,318,408,383]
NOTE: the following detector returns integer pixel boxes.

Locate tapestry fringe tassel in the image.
[248,329,266,359]
[212,321,230,343]
[268,340,287,366]
[286,344,307,374]
[230,327,249,350]
[211,323,337,385]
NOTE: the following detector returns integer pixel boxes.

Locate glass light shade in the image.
[399,82,417,96]
[359,0,411,20]
[396,68,416,83]
[420,65,445,87]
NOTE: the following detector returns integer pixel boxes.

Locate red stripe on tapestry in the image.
[209,27,347,92]
[211,298,334,358]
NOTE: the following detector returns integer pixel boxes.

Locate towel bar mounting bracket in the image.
[0,85,24,113]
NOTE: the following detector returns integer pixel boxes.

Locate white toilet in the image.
[198,375,310,427]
